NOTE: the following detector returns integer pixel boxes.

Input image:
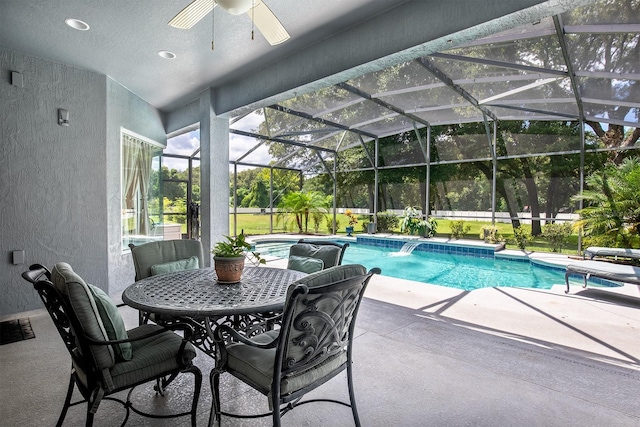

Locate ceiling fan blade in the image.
[248,0,290,45]
[169,0,216,29]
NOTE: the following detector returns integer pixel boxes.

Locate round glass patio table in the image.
[122,266,306,357]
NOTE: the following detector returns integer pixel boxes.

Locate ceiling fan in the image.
[169,0,290,46]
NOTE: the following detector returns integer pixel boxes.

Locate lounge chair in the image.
[564,260,640,293]
[583,246,640,261]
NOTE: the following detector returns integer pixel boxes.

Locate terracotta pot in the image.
[213,256,245,284]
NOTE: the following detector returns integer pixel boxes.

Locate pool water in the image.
[255,241,568,291]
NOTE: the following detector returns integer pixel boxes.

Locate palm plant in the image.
[573,157,640,248]
[276,191,328,233]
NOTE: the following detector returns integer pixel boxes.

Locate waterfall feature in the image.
[399,242,422,254]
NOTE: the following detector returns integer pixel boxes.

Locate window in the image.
[121,129,163,251]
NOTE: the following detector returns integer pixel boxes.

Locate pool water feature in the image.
[398,241,422,254]
[254,239,602,292]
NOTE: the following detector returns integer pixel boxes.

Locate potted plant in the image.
[344,210,358,236]
[400,206,438,237]
[211,232,265,284]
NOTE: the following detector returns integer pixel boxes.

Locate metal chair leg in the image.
[347,361,361,427]
[56,375,75,427]
[188,366,202,427]
[208,368,222,427]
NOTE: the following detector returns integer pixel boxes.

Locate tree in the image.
[276,191,328,233]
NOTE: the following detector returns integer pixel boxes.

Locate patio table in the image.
[122,266,306,358]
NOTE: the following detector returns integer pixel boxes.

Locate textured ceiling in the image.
[0,0,404,111]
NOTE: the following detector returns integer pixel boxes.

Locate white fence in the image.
[232,207,577,225]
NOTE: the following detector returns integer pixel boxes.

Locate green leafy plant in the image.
[400,206,437,237]
[511,226,531,250]
[212,232,265,264]
[541,222,573,253]
[450,220,471,239]
[572,157,640,248]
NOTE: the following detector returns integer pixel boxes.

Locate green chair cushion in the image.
[289,243,342,269]
[225,330,346,396]
[109,324,197,392]
[88,284,132,361]
[150,255,199,276]
[287,255,324,274]
[130,240,204,281]
[51,262,115,369]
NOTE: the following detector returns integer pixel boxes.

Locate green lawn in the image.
[231,214,581,255]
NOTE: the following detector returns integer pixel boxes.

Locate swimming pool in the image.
[254,239,614,292]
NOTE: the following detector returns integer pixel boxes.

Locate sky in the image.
[164,112,271,172]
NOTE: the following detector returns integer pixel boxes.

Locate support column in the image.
[200,89,229,266]
[578,118,585,254]
[426,126,431,217]
[374,138,379,223]
[492,121,497,226]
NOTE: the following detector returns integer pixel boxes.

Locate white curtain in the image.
[122,133,154,236]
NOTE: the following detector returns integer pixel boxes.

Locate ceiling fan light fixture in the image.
[216,0,253,15]
[65,18,90,31]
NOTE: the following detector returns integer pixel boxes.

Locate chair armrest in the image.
[214,324,278,349]
[82,321,195,346]
[82,326,170,346]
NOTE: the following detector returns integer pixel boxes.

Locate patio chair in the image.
[129,239,204,324]
[210,264,380,427]
[21,262,202,427]
[129,239,204,280]
[287,239,350,273]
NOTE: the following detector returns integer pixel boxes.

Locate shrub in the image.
[325,217,340,234]
[541,222,573,252]
[311,212,325,233]
[480,226,501,243]
[511,226,531,250]
[376,212,399,233]
[450,220,471,239]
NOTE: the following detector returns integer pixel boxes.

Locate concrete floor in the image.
[2,257,640,426]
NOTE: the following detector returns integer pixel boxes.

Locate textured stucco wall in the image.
[0,49,167,315]
[0,48,108,315]
[105,78,167,295]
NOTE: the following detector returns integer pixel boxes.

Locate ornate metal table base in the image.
[123,267,306,360]
[184,311,282,358]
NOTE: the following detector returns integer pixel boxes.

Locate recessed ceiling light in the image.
[158,50,177,59]
[65,18,90,31]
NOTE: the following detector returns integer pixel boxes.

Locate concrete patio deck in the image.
[2,257,639,426]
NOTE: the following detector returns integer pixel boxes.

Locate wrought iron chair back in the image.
[211,264,380,426]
